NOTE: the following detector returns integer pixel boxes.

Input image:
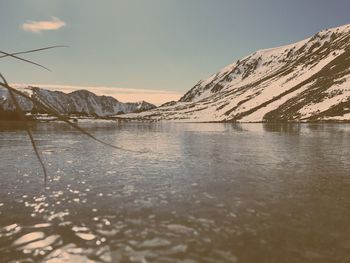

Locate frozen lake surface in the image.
[0,122,350,262]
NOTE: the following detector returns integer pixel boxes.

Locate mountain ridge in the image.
[121,23,350,122]
[0,86,156,119]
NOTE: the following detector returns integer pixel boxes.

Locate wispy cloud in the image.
[12,84,183,106]
[21,17,66,33]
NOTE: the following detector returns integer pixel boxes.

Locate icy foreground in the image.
[0,87,156,118]
[122,24,350,122]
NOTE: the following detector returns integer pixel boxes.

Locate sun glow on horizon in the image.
[11,83,183,106]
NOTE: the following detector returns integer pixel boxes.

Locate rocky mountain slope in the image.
[122,23,350,122]
[0,87,156,119]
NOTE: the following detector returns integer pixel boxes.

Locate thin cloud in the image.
[12,84,183,106]
[21,17,66,33]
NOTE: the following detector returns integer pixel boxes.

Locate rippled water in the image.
[0,121,350,262]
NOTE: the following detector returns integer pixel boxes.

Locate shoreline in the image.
[1,117,350,124]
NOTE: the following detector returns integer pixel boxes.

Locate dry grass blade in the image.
[0,46,68,59]
[0,51,51,71]
[0,73,48,185]
[0,45,144,186]
[0,83,144,153]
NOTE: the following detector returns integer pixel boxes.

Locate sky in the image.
[1,0,350,105]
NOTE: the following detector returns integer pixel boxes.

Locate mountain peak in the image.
[122,23,350,123]
[0,87,156,119]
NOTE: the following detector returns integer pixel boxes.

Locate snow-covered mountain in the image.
[0,87,156,118]
[122,23,350,122]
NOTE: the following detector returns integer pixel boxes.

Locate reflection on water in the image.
[0,121,350,262]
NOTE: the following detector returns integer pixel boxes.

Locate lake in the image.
[0,121,350,262]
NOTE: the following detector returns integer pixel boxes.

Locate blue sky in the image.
[1,0,350,104]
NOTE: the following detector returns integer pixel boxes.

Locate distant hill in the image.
[0,87,156,120]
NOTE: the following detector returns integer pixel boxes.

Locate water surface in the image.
[0,122,350,262]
